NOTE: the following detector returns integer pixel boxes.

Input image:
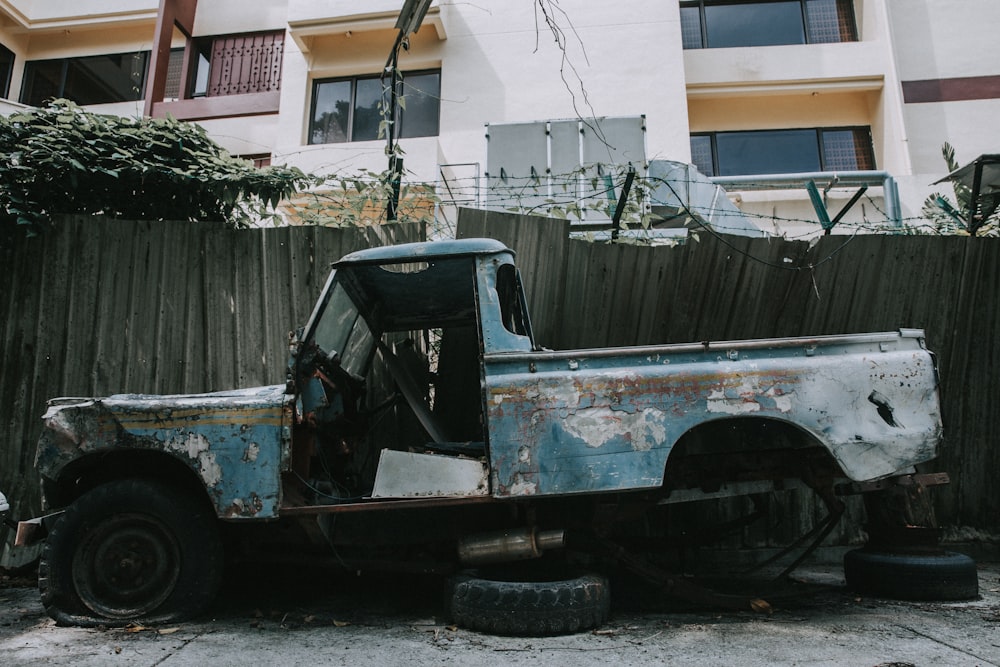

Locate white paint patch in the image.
[765,386,793,413]
[545,380,583,409]
[707,377,794,415]
[169,432,211,459]
[562,407,666,452]
[165,432,222,486]
[198,452,222,486]
[509,480,537,496]
[707,387,761,414]
[243,441,260,463]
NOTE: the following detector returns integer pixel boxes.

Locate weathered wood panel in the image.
[0,217,421,563]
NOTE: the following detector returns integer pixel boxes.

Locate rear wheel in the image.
[39,479,223,626]
[446,569,610,636]
[844,549,978,601]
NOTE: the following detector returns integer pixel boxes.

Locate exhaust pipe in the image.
[458,527,565,565]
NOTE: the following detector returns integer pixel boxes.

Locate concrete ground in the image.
[1,560,998,667]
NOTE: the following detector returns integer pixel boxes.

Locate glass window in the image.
[352,77,383,142]
[313,282,359,362]
[716,129,819,176]
[705,1,804,48]
[680,0,857,49]
[821,128,874,171]
[311,80,351,144]
[691,127,875,176]
[806,0,859,43]
[690,134,715,177]
[399,71,441,139]
[22,52,148,106]
[680,5,704,50]
[0,44,13,99]
[309,70,441,145]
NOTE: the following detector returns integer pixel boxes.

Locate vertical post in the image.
[968,161,985,236]
[610,165,636,241]
[384,43,403,221]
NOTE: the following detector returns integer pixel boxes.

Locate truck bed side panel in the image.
[484,334,942,497]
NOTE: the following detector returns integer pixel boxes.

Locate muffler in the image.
[457,527,565,565]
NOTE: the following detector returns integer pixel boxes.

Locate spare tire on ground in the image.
[844,549,978,601]
[446,569,610,636]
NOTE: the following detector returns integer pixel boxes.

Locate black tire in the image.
[446,570,610,636]
[844,548,978,601]
[39,479,223,627]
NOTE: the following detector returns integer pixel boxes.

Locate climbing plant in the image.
[921,142,1000,237]
[0,99,317,237]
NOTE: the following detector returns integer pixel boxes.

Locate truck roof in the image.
[334,238,512,267]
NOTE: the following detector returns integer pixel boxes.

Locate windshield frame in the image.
[302,270,376,379]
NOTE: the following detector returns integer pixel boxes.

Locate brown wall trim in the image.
[150,91,281,121]
[902,75,1000,103]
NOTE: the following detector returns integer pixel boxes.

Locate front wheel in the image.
[39,479,223,626]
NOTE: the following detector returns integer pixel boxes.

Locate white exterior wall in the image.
[1,0,999,237]
[887,0,1000,207]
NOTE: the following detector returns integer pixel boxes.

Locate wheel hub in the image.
[72,513,181,619]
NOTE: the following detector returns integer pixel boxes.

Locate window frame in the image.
[690,126,876,177]
[680,0,859,50]
[308,68,441,145]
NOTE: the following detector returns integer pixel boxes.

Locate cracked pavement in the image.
[1,561,998,666]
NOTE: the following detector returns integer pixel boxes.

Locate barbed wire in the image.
[286,164,977,241]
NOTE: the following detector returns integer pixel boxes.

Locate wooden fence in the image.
[457,208,1000,539]
[2,210,997,565]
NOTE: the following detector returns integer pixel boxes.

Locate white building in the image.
[0,0,997,237]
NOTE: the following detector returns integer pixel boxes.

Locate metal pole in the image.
[611,165,636,241]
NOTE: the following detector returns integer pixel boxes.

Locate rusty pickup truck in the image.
[5,238,974,634]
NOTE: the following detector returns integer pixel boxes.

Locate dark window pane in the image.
[705,1,805,48]
[690,135,715,176]
[311,79,351,144]
[0,44,13,98]
[352,77,383,142]
[398,71,440,139]
[61,53,147,105]
[715,129,820,175]
[21,60,64,106]
[680,5,704,49]
[821,128,874,170]
[805,0,857,43]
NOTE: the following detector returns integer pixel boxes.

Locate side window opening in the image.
[496,264,530,338]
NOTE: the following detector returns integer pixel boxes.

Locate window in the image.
[680,0,858,49]
[21,52,148,106]
[309,70,440,145]
[0,44,13,99]
[690,127,875,176]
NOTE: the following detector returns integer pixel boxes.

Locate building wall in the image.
[1,0,998,236]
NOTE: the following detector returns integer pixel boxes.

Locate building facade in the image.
[0,0,997,237]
